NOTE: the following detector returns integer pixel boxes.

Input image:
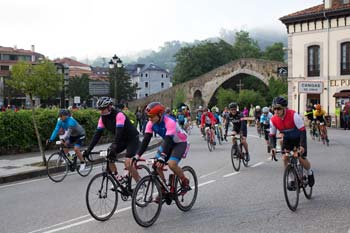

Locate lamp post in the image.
[108,54,123,104]
[54,62,69,108]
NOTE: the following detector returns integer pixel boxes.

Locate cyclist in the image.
[269,96,315,188]
[177,108,186,129]
[200,107,217,145]
[83,97,141,181]
[304,104,316,138]
[313,104,330,145]
[224,102,250,161]
[260,106,273,154]
[196,106,203,128]
[47,109,86,172]
[212,106,224,141]
[254,105,262,134]
[133,102,190,194]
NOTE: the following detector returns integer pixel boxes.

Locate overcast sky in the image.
[1,0,322,60]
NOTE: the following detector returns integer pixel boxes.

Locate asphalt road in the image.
[1,126,350,233]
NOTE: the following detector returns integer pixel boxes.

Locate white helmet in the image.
[96,97,113,109]
[256,105,261,110]
[262,107,269,113]
[198,106,203,110]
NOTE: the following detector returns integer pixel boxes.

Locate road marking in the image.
[223,172,240,178]
[30,179,214,233]
[199,171,218,178]
[251,162,264,168]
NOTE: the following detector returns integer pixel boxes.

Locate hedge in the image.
[0,109,111,155]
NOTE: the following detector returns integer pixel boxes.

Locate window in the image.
[308,45,320,77]
[1,54,10,60]
[145,73,148,77]
[341,42,350,75]
[343,0,349,4]
[145,82,148,88]
[161,82,164,88]
[1,65,9,71]
[141,73,143,77]
[145,93,148,97]
[161,74,164,78]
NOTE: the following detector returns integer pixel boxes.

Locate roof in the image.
[280,1,350,24]
[125,63,168,76]
[333,91,350,97]
[0,46,33,55]
[54,58,90,67]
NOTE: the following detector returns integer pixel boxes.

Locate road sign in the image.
[74,96,80,104]
[277,67,288,76]
[298,81,323,94]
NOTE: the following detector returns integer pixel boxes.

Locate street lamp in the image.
[55,62,69,108]
[109,54,123,103]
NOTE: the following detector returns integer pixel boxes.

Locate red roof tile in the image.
[54,58,90,67]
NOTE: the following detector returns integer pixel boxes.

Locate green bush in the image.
[0,109,109,155]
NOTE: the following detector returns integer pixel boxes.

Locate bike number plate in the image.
[146,158,155,165]
[99,151,108,157]
[55,141,61,145]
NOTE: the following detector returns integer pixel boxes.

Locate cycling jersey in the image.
[213,113,222,124]
[50,116,85,142]
[87,108,139,157]
[138,114,188,162]
[304,107,314,121]
[200,112,216,128]
[313,109,326,122]
[225,111,247,137]
[260,112,273,126]
[269,108,307,155]
[254,110,262,120]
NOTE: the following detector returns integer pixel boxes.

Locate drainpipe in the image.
[324,11,330,115]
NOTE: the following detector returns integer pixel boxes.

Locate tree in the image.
[215,88,238,111]
[262,42,285,62]
[173,40,234,84]
[67,74,90,102]
[173,89,186,109]
[109,66,138,104]
[267,76,288,104]
[237,90,266,109]
[232,30,261,59]
[8,59,63,165]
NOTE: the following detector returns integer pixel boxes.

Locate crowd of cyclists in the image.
[45,95,322,224]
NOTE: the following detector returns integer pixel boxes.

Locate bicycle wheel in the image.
[175,166,198,211]
[283,165,300,211]
[216,128,222,145]
[86,173,118,221]
[47,152,68,182]
[301,168,313,199]
[132,175,162,227]
[130,164,151,190]
[77,160,93,177]
[207,133,213,152]
[231,144,241,171]
[241,144,249,167]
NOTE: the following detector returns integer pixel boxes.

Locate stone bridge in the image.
[128,58,286,111]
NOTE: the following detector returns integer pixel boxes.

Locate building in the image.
[54,57,92,78]
[125,63,171,99]
[280,0,350,126]
[0,45,45,107]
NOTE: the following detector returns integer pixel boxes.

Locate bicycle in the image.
[230,134,249,171]
[205,126,216,151]
[310,120,319,140]
[283,147,313,211]
[131,158,198,227]
[46,141,93,183]
[85,150,151,221]
[214,124,223,145]
[317,121,329,146]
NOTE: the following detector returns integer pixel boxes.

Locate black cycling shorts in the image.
[108,136,140,160]
[282,138,307,158]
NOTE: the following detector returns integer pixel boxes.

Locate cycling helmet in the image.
[165,107,171,114]
[316,104,321,110]
[146,102,165,116]
[272,96,288,108]
[58,109,70,117]
[256,105,261,110]
[198,106,203,110]
[96,96,113,109]
[229,102,237,109]
[262,107,269,113]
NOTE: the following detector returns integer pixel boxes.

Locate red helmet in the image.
[146,102,165,116]
[316,104,321,110]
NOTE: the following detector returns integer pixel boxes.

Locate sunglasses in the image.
[274,107,283,111]
[230,108,237,111]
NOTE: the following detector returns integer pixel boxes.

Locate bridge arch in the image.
[128,58,286,111]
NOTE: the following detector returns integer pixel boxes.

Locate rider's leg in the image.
[125,139,141,182]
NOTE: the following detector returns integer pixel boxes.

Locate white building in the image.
[280,0,350,126]
[125,63,171,99]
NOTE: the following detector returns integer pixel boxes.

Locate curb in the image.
[0,139,162,184]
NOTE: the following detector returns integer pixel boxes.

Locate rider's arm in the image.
[293,112,307,149]
[268,119,277,148]
[136,133,152,156]
[86,117,104,152]
[49,119,62,141]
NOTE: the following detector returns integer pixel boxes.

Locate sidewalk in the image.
[0,138,162,184]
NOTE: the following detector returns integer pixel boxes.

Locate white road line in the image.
[199,171,218,178]
[198,180,215,187]
[251,162,264,168]
[223,172,240,178]
[31,180,215,233]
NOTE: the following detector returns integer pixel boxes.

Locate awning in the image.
[333,92,350,98]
